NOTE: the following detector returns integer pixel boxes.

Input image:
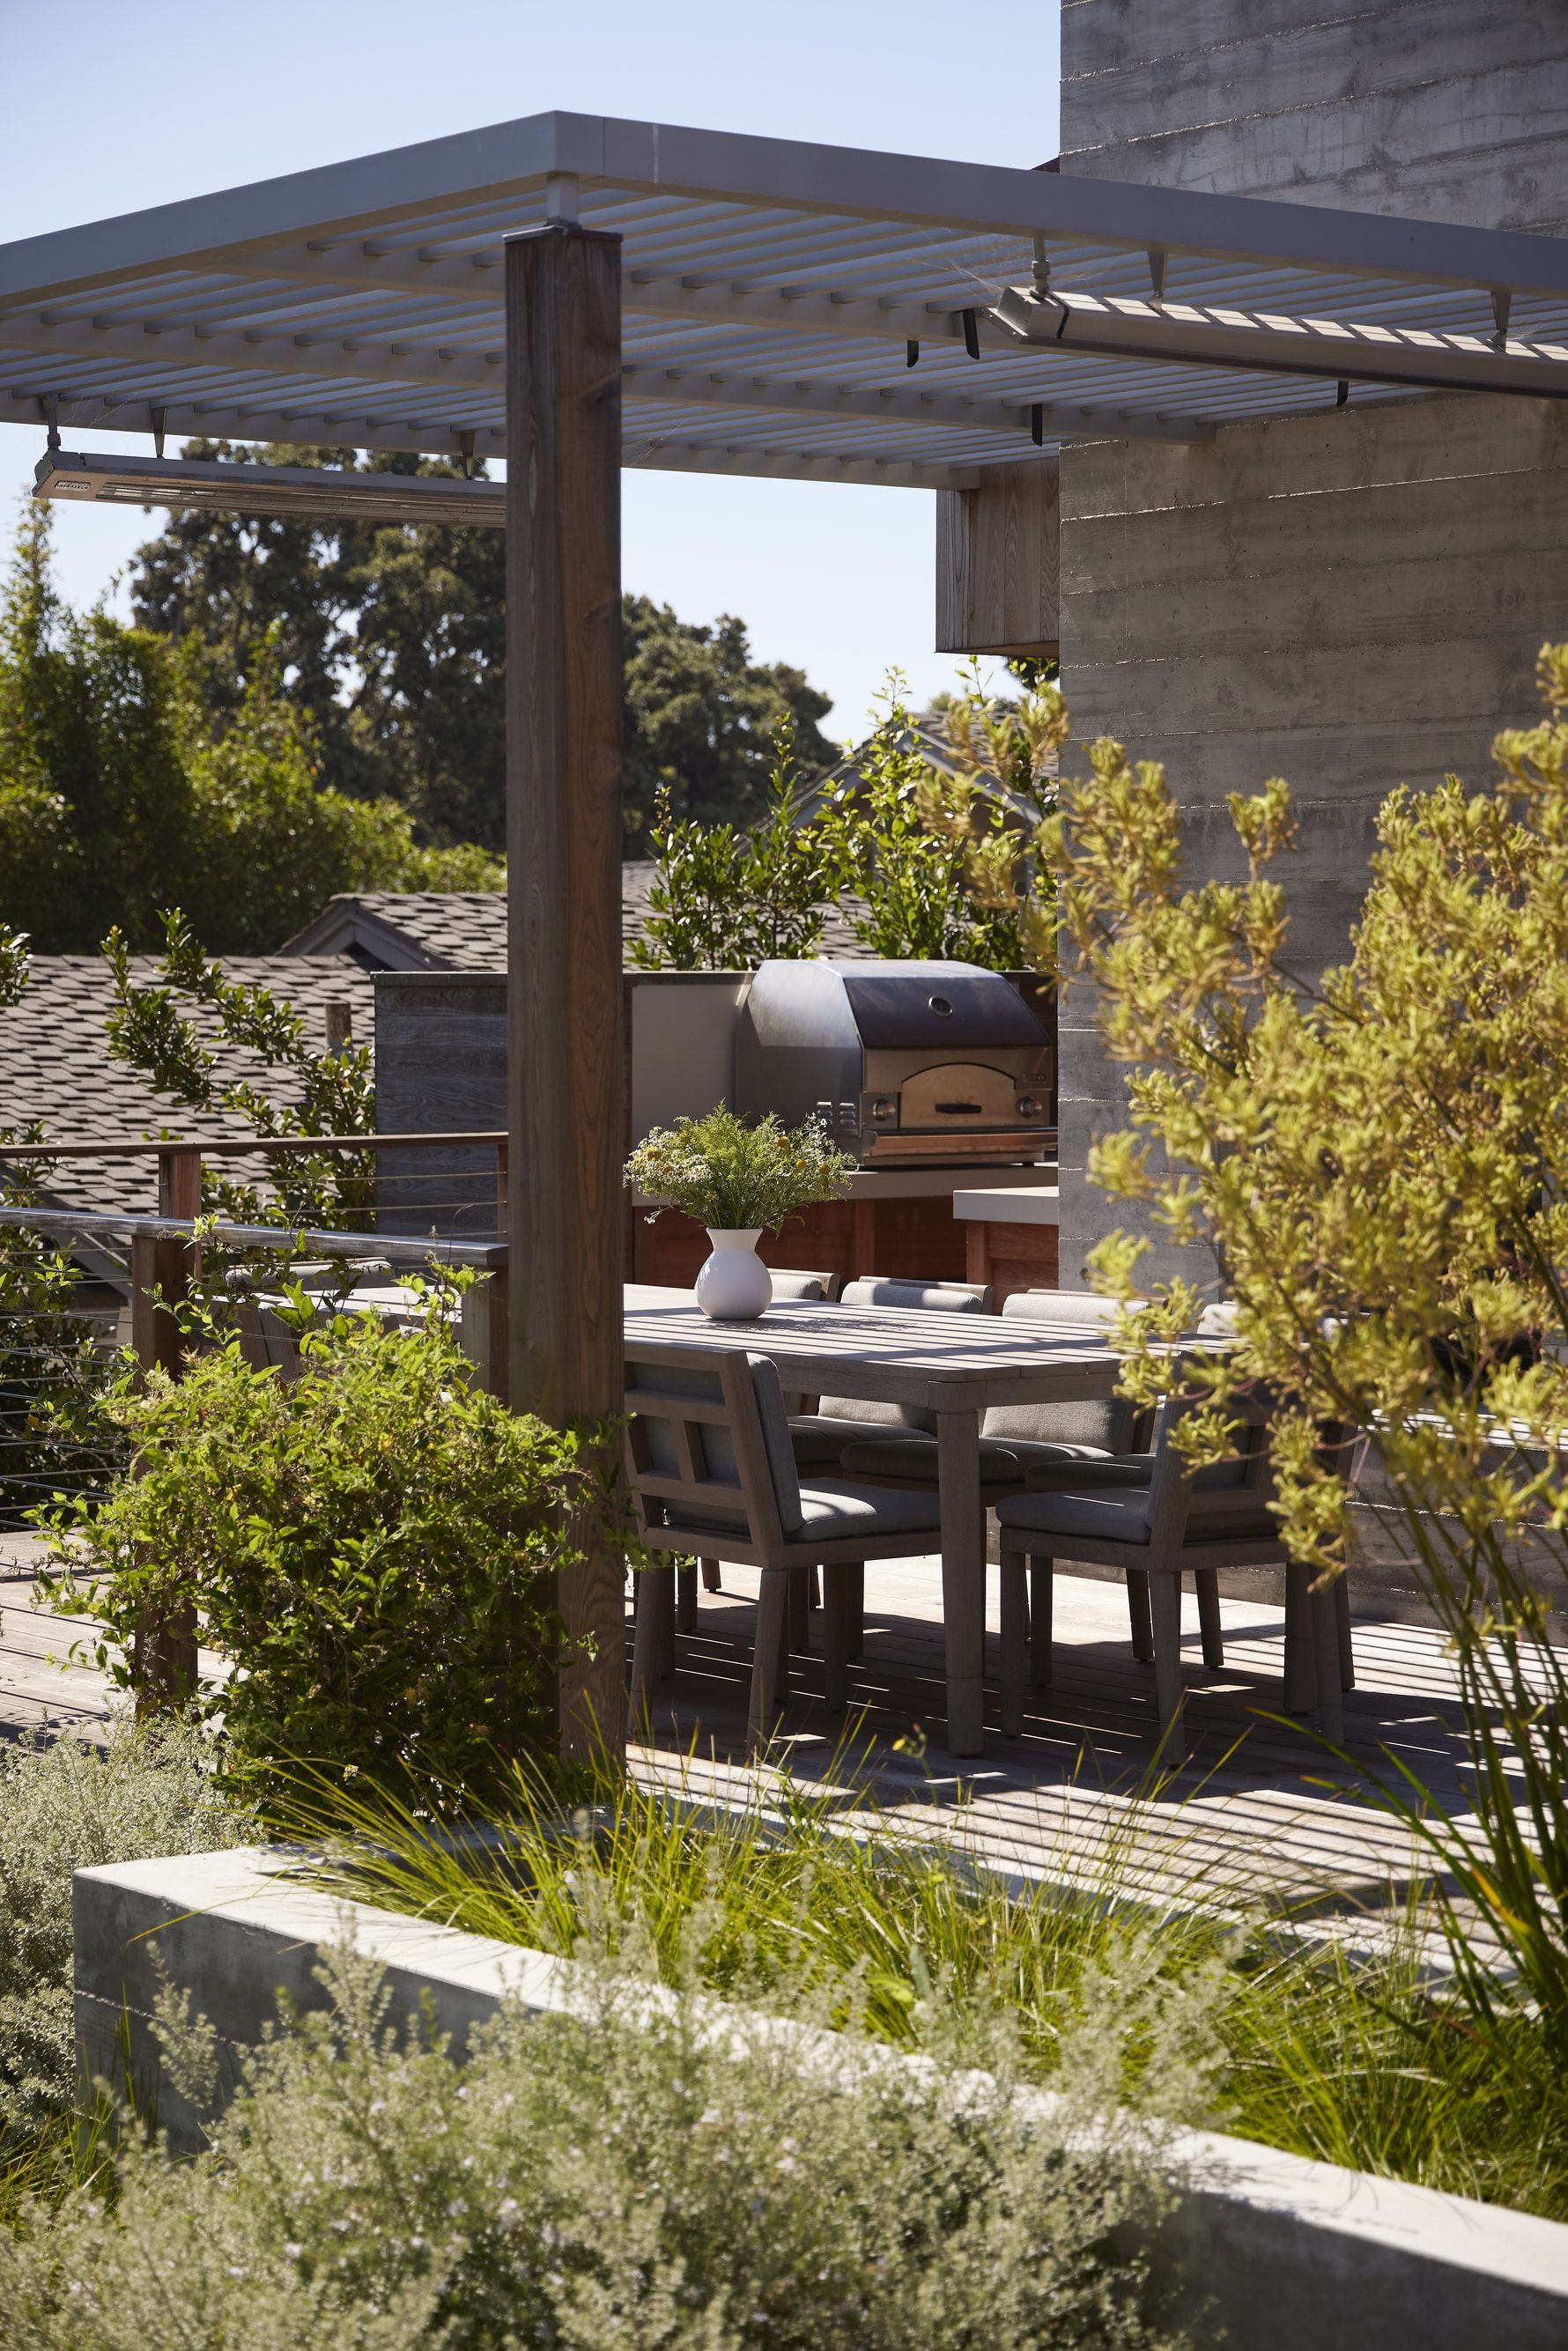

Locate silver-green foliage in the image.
[0,1719,252,2133]
[3,1939,1188,2351]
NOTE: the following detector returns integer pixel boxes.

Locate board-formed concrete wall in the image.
[1054,2,1568,1283]
[1059,0,1568,230]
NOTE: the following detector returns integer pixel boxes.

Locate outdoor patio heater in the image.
[735,959,1054,1168]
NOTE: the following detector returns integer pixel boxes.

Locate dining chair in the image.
[837,1286,1158,1659]
[624,1338,942,1748]
[689,1269,837,1610]
[994,1381,1351,1755]
[788,1278,992,1472]
[767,1269,840,1301]
[783,1275,993,1652]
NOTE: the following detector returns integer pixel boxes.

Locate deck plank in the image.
[1,1529,1503,1963]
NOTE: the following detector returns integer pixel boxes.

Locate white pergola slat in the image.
[4,109,1567,485]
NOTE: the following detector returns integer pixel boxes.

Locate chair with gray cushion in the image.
[838,1285,1157,1650]
[690,1271,839,1608]
[995,1380,1350,1756]
[841,1287,1143,1491]
[767,1269,840,1301]
[625,1339,942,1748]
[788,1278,992,1473]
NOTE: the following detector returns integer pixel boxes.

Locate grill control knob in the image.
[1016,1096,1041,1119]
[869,1097,897,1122]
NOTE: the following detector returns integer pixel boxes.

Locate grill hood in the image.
[735,959,1054,1168]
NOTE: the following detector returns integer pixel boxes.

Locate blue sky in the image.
[0,1,1060,743]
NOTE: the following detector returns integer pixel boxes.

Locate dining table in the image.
[625,1283,1122,1755]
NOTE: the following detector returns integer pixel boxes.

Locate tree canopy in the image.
[0,512,499,955]
[128,442,838,852]
[632,676,1058,972]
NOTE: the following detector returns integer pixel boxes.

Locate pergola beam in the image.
[0,307,501,397]
[625,440,981,490]
[0,388,499,459]
[625,365,1211,445]
[2,384,998,486]
[995,285,1568,403]
[9,112,1568,313]
[220,236,1025,358]
[0,306,1210,445]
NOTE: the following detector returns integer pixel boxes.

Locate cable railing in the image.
[0,1132,512,1526]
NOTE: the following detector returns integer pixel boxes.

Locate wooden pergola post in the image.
[504,218,627,1765]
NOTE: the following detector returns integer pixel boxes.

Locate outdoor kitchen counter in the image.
[951,1183,1062,1299]
[625,1284,1116,1756]
[629,1164,1060,1297]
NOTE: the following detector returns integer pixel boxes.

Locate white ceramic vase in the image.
[695,1228,773,1320]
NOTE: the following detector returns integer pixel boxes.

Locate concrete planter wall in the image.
[77,1847,1568,2351]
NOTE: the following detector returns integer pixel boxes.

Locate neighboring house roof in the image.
[279,891,508,972]
[278,867,877,970]
[0,956,377,1227]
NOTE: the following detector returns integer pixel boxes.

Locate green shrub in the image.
[0,1719,252,2140]
[1043,644,1568,2083]
[0,1941,1189,2351]
[38,1312,605,1808]
[292,1766,1568,2221]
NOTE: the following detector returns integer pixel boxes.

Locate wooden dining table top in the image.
[623,1284,1122,1412]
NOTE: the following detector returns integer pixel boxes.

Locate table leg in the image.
[936,1405,986,1756]
[1283,1559,1317,1714]
[1311,1574,1346,1747]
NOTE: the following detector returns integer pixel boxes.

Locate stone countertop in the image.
[950,1184,1061,1225]
[631,1164,1054,1208]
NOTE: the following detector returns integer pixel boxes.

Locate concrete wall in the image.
[74,1846,1568,2349]
[1054,3,1568,1282]
[373,972,752,1238]
[1059,0,1568,228]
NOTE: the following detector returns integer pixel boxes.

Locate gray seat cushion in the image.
[795,1477,943,1543]
[839,1434,1128,1487]
[997,1486,1158,1546]
[788,1415,925,1471]
[1024,1453,1244,1495]
[1017,1452,1157,1491]
[998,1484,1279,1548]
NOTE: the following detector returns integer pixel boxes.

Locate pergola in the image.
[5,110,1567,1754]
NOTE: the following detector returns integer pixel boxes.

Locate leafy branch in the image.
[102,912,374,1227]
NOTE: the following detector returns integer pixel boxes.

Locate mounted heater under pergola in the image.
[5,109,1568,1757]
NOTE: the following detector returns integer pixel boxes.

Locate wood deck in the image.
[623,1553,1487,1958]
[1,1531,1488,1962]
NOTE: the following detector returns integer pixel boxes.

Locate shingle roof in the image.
[0,956,377,1222]
[278,867,878,969]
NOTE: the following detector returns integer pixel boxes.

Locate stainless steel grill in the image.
[734,960,1054,1168]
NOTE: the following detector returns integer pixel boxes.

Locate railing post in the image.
[131,1148,202,1379]
[129,1148,203,1711]
[459,1258,511,1406]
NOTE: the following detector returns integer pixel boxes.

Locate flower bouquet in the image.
[625,1107,854,1319]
